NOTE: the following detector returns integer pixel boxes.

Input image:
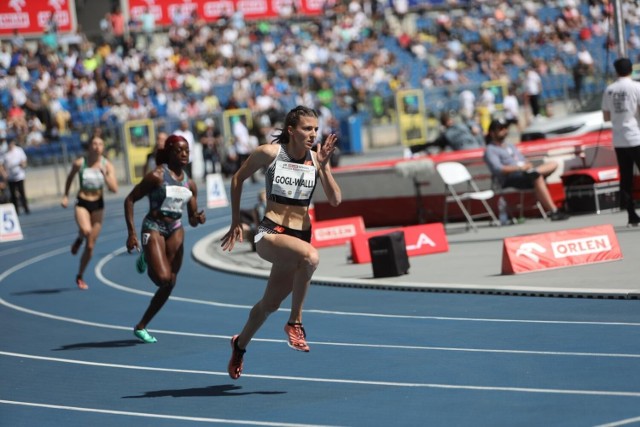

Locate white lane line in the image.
[95,247,254,308]
[3,296,640,359]
[6,291,640,358]
[0,247,70,277]
[595,416,640,427]
[0,399,338,426]
[97,248,640,327]
[5,247,640,328]
[319,342,640,359]
[5,292,640,358]
[0,223,126,257]
[306,309,640,326]
[0,296,227,337]
[2,351,640,398]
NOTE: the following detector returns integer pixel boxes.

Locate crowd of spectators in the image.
[0,0,639,156]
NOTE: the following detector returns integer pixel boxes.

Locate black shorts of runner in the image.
[76,196,105,213]
[256,216,312,243]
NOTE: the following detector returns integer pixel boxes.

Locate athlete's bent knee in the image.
[154,273,175,289]
[299,246,320,272]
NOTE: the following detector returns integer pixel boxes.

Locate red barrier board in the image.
[501,224,622,275]
[350,223,449,264]
[0,0,76,36]
[561,167,619,185]
[127,0,322,27]
[311,216,365,248]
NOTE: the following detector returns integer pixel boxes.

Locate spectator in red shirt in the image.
[110,6,126,48]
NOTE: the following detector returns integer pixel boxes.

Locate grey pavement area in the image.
[190,131,640,300]
[193,210,640,299]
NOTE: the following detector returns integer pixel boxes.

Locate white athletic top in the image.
[265,144,318,207]
[524,69,542,96]
[602,76,640,148]
[2,146,27,182]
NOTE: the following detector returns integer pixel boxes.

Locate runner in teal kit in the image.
[124,134,205,343]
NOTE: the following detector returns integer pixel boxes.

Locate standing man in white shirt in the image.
[524,63,543,122]
[232,115,254,173]
[503,84,522,132]
[602,57,640,226]
[2,138,29,215]
[458,88,476,121]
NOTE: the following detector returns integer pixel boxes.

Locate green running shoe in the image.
[136,252,147,274]
[133,328,157,343]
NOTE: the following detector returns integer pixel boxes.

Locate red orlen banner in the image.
[501,224,623,275]
[350,223,449,264]
[311,216,365,249]
[0,0,76,37]
[126,0,323,27]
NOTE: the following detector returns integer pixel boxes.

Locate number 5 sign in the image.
[0,203,23,242]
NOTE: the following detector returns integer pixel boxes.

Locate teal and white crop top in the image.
[79,157,107,191]
[148,164,192,219]
[265,144,318,207]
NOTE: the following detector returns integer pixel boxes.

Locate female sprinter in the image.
[124,134,206,343]
[221,106,341,379]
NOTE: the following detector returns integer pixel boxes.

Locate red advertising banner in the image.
[0,0,76,37]
[311,216,365,249]
[126,0,322,27]
[350,223,449,264]
[501,224,623,275]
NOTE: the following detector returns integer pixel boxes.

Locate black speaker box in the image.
[368,231,410,278]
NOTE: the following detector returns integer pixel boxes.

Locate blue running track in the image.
[2,183,640,427]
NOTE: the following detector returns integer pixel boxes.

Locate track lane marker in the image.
[595,415,640,427]
[5,247,640,332]
[0,399,338,426]
[2,351,640,397]
[4,296,640,358]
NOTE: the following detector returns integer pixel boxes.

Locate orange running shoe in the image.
[76,276,88,290]
[228,335,245,380]
[284,323,310,352]
[71,237,83,255]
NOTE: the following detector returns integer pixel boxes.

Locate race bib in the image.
[81,168,105,190]
[272,161,316,200]
[160,185,192,214]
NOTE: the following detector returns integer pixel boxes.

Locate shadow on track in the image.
[53,340,143,350]
[122,384,287,398]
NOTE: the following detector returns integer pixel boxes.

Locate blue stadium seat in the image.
[415,16,434,31]
[24,146,43,166]
[213,84,233,107]
[461,30,480,44]
[60,135,83,159]
[0,89,10,106]
[538,6,560,22]
[494,39,513,52]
